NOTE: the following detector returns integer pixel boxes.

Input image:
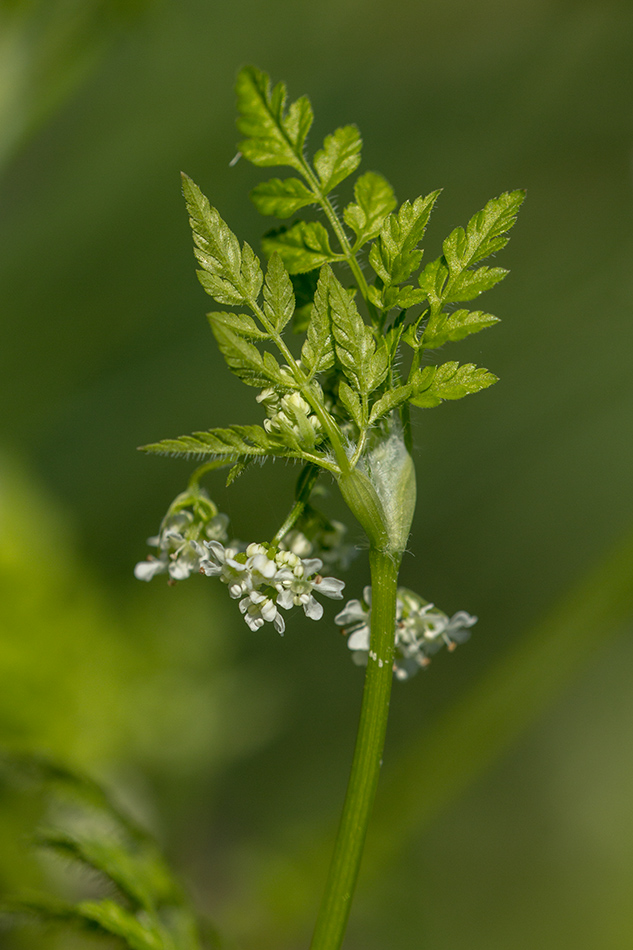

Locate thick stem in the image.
[309,549,399,950]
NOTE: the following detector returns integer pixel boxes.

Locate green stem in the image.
[310,549,399,950]
[298,161,379,322]
[271,464,319,546]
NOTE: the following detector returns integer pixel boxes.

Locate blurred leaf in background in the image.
[1,0,633,948]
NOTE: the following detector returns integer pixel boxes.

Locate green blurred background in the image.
[1,0,633,947]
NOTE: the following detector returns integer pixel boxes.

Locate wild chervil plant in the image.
[134,66,523,950]
[4,68,522,950]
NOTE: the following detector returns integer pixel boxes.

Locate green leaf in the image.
[208,317,284,386]
[250,177,316,218]
[290,269,319,332]
[76,900,167,950]
[368,384,414,424]
[300,266,335,379]
[236,66,313,171]
[182,173,263,306]
[262,221,343,274]
[442,189,525,276]
[343,171,397,246]
[140,425,301,460]
[422,309,500,348]
[206,310,270,340]
[417,256,449,303]
[444,264,508,302]
[368,191,441,289]
[263,252,295,332]
[338,380,363,427]
[328,269,388,396]
[410,361,498,407]
[5,897,166,950]
[36,830,179,914]
[313,125,362,194]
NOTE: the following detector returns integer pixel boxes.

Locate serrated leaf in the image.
[76,900,166,950]
[444,264,508,302]
[6,897,166,950]
[206,311,270,340]
[140,425,301,460]
[240,241,264,300]
[343,171,397,246]
[250,177,316,218]
[262,221,343,274]
[236,66,313,171]
[183,174,263,306]
[36,831,171,913]
[263,252,295,332]
[442,190,525,276]
[313,125,362,194]
[338,380,363,427]
[209,318,283,386]
[394,285,427,308]
[300,266,334,378]
[368,384,414,424]
[417,256,449,302]
[422,309,500,348]
[369,191,441,290]
[410,361,498,407]
[328,269,385,396]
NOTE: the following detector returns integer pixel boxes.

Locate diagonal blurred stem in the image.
[229,525,633,947]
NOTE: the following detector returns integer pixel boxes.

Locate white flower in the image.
[201,540,251,598]
[336,586,477,679]
[274,553,345,620]
[335,587,372,664]
[134,500,230,584]
[239,590,285,635]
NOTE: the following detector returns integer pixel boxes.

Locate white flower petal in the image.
[347,626,371,651]
[314,576,345,599]
[334,600,367,626]
[134,559,166,581]
[301,558,323,576]
[304,596,323,621]
[276,589,295,610]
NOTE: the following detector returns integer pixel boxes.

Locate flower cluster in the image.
[279,519,356,572]
[257,388,323,450]
[134,490,229,583]
[335,586,477,679]
[200,541,345,634]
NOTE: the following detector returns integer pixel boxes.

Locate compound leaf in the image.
[343,171,397,247]
[313,125,362,194]
[206,310,270,340]
[368,384,414,424]
[301,265,335,378]
[444,264,508,302]
[183,173,263,305]
[263,252,295,332]
[422,309,500,348]
[262,221,343,274]
[208,317,284,386]
[250,177,316,218]
[236,66,313,170]
[338,380,363,427]
[410,361,498,407]
[369,190,441,289]
[328,268,386,396]
[442,190,525,276]
[140,425,301,460]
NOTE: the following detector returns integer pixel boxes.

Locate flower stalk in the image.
[310,548,400,950]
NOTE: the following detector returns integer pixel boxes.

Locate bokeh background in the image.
[1,0,633,948]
